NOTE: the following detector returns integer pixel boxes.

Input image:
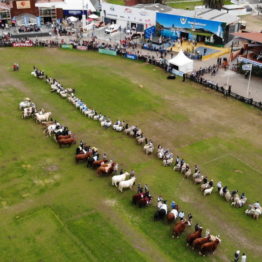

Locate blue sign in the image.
[63,10,87,16]
[156,13,226,39]
[144,26,156,39]
[171,69,184,77]
[125,54,137,60]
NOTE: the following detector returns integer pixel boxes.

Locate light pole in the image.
[82,0,86,28]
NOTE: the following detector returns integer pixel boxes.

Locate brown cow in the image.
[75,152,93,163]
[172,220,190,238]
[192,235,211,250]
[57,137,76,147]
[97,162,117,176]
[57,135,72,140]
[199,238,221,255]
[92,159,108,168]
[186,227,202,246]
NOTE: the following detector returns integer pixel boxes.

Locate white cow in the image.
[101,119,112,128]
[245,205,262,219]
[113,122,124,132]
[35,112,52,123]
[163,157,173,166]
[203,187,214,196]
[112,172,129,187]
[144,142,154,155]
[118,176,136,192]
[136,135,146,145]
[22,107,35,119]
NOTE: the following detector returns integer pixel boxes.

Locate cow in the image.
[199,237,221,256]
[172,220,190,238]
[192,235,211,250]
[186,226,203,246]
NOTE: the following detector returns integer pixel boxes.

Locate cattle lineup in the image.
[30,67,261,220]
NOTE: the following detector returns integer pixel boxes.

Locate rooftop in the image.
[134,4,239,25]
[232,32,262,44]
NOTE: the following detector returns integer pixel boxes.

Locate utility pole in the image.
[82,0,86,28]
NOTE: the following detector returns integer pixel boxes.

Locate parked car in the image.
[105,24,119,34]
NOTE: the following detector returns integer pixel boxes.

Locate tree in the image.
[203,0,224,9]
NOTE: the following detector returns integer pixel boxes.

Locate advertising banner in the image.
[16,1,31,9]
[125,54,137,60]
[13,42,33,47]
[242,64,252,71]
[156,13,226,39]
[144,26,156,39]
[61,44,73,49]
[98,48,117,56]
[63,10,87,16]
[171,69,184,77]
[77,46,88,51]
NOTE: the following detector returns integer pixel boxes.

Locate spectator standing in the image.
[233,250,240,262]
[241,253,247,262]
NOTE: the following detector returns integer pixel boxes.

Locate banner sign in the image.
[156,13,226,39]
[16,1,31,9]
[77,46,88,51]
[63,10,87,16]
[61,44,73,49]
[13,42,33,47]
[171,69,184,77]
[125,54,137,60]
[144,26,156,39]
[242,64,252,71]
[98,48,117,56]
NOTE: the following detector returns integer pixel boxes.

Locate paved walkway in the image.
[194,56,262,102]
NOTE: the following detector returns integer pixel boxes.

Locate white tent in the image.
[168,51,194,73]
[88,14,99,19]
[67,16,78,22]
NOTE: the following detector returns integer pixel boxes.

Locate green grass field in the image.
[0,48,261,262]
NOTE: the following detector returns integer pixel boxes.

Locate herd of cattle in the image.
[30,67,261,220]
[19,98,224,255]
[19,98,223,256]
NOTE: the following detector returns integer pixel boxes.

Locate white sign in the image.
[101,3,156,27]
[242,64,252,71]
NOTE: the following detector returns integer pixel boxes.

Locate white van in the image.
[105,24,119,34]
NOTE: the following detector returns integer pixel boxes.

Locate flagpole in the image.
[246,66,252,98]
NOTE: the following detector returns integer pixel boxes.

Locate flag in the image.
[242,64,252,71]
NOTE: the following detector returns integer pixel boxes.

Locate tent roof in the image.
[168,50,193,66]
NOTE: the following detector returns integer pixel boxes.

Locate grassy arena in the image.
[0,48,261,262]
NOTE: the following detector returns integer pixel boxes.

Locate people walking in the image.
[241,253,247,262]
[233,250,240,262]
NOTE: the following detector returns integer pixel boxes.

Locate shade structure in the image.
[67,16,78,22]
[88,14,99,19]
[168,50,194,73]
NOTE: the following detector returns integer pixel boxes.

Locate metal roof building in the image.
[134,4,239,25]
